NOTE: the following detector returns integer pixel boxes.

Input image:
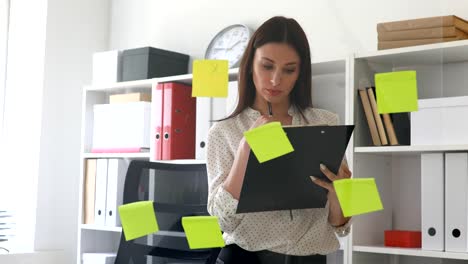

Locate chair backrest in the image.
[115,160,218,264]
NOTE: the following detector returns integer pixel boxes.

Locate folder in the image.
[237,125,354,214]
[195,97,212,160]
[445,152,468,252]
[358,89,381,146]
[162,82,196,160]
[94,159,108,226]
[154,83,164,160]
[367,87,388,145]
[421,153,444,251]
[84,159,97,224]
[195,81,236,160]
[154,82,196,160]
[391,112,411,145]
[105,159,130,227]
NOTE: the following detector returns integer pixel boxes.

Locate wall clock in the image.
[205,24,252,68]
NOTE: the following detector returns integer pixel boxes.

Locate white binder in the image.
[421,153,444,251]
[195,97,212,160]
[445,152,468,252]
[195,81,237,160]
[105,159,130,227]
[94,159,108,226]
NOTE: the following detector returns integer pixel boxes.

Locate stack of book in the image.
[358,87,410,146]
[377,15,468,50]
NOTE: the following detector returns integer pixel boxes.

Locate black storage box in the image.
[121,47,189,81]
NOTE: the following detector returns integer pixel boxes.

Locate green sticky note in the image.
[192,59,228,97]
[118,201,159,241]
[243,122,294,163]
[375,71,419,114]
[333,178,383,217]
[182,216,225,249]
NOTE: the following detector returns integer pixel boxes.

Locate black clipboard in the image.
[236,125,354,214]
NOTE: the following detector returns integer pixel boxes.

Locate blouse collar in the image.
[244,105,301,125]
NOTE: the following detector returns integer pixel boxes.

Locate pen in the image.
[267,102,273,117]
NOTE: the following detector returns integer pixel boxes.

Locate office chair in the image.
[115,160,220,264]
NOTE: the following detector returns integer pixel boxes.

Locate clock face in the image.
[205,24,252,68]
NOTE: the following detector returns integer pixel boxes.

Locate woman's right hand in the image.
[240,115,277,150]
[250,115,279,129]
[225,115,279,199]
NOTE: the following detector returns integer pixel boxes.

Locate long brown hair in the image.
[224,16,312,120]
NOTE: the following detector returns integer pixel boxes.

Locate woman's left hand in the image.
[311,160,352,227]
[310,160,352,195]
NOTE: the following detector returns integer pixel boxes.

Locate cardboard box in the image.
[411,96,468,145]
[109,92,151,104]
[378,37,467,50]
[92,102,151,152]
[377,15,468,33]
[377,15,468,50]
[378,26,466,41]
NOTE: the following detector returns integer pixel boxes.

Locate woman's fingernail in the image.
[310,176,317,181]
[320,164,326,170]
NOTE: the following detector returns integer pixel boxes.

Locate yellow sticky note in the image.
[333,178,383,217]
[192,60,228,97]
[182,216,225,249]
[375,71,418,114]
[243,122,294,163]
[118,201,159,241]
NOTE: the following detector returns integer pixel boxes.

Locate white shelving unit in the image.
[77,78,154,264]
[75,56,362,264]
[76,69,241,264]
[351,40,468,264]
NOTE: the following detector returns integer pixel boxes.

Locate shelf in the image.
[81,224,122,232]
[354,144,468,155]
[355,39,468,66]
[82,152,151,159]
[81,58,348,92]
[84,79,154,92]
[354,245,468,260]
[156,68,239,85]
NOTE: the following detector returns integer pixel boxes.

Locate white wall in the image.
[34,0,110,263]
[0,0,8,128]
[1,0,48,252]
[4,0,468,262]
[108,0,468,62]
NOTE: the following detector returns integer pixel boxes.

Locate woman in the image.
[206,16,352,264]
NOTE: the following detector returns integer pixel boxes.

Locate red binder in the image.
[153,82,196,160]
[154,83,164,160]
